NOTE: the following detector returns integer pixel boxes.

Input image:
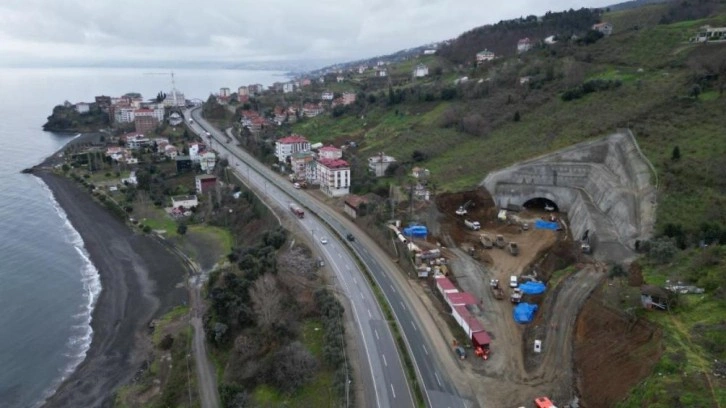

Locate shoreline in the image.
[32,145,188,406]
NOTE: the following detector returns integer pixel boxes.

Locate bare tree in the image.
[250,273,283,331]
[277,246,316,279]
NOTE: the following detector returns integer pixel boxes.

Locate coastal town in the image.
[20,3,726,408]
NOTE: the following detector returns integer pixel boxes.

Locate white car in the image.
[509,275,519,288]
[320,237,328,245]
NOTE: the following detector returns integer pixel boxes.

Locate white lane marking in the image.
[367,309,372,318]
[338,253,343,258]
[399,301,406,311]
[422,345,429,355]
[390,383,396,399]
[374,329,380,340]
[382,354,387,367]
[353,277,357,284]
[390,285,396,293]
[434,371,442,387]
[411,322,417,332]
[359,291,365,300]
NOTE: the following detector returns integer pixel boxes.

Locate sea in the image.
[0,67,285,408]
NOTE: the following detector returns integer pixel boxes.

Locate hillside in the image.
[275,3,726,406]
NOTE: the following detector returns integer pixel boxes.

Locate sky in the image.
[0,0,609,68]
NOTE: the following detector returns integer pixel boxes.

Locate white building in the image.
[200,152,217,173]
[283,82,294,93]
[476,49,495,64]
[322,91,334,101]
[171,195,198,209]
[237,86,249,96]
[413,64,429,78]
[168,112,183,126]
[368,152,396,177]
[336,76,344,83]
[341,92,356,105]
[164,89,186,107]
[275,135,311,163]
[219,87,231,97]
[75,103,90,114]
[317,158,350,197]
[115,107,136,123]
[517,38,533,53]
[290,151,317,183]
[189,142,206,162]
[318,145,343,160]
[592,22,613,36]
[125,133,150,150]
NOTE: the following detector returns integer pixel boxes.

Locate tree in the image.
[177,223,188,235]
[267,341,318,393]
[690,84,701,99]
[513,111,521,122]
[671,146,681,161]
[250,274,283,331]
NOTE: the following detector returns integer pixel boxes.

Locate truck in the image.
[464,219,481,231]
[289,203,304,218]
[489,279,505,300]
[508,242,520,256]
[479,234,493,249]
[510,287,523,304]
[495,234,506,249]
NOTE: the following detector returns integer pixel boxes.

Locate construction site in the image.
[371,132,664,407]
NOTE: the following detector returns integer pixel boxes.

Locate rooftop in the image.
[278,135,309,144]
[318,158,350,169]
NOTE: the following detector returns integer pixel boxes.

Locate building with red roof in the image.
[317,157,350,197]
[275,134,310,163]
[318,145,342,160]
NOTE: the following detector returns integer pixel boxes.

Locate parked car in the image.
[509,275,519,288]
[346,233,355,242]
[320,237,328,244]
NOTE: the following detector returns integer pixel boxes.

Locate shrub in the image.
[648,237,678,264]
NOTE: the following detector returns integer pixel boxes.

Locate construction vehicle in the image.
[455,200,473,216]
[510,287,523,304]
[495,234,506,249]
[534,396,558,408]
[508,242,520,256]
[289,203,305,218]
[489,279,504,300]
[581,229,593,254]
[464,219,481,231]
[479,234,493,249]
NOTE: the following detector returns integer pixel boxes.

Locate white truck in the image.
[464,219,481,231]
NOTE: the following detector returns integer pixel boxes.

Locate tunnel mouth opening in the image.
[523,197,559,212]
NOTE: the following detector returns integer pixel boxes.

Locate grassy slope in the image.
[290,6,726,406]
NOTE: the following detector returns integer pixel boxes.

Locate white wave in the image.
[33,178,102,408]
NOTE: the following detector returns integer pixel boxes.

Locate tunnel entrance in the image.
[523,197,559,212]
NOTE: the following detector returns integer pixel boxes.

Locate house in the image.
[693,25,726,42]
[368,152,396,177]
[171,195,198,210]
[318,145,342,160]
[302,103,324,118]
[321,91,334,101]
[189,142,207,162]
[343,195,368,219]
[275,134,311,163]
[423,49,436,55]
[195,174,218,194]
[164,144,178,159]
[341,92,356,105]
[282,82,294,93]
[272,106,287,125]
[301,78,312,87]
[106,146,126,162]
[377,68,387,77]
[517,38,533,53]
[336,75,344,83]
[219,87,231,97]
[519,76,532,85]
[640,285,672,311]
[75,102,90,114]
[544,35,557,45]
[175,155,193,173]
[290,151,316,183]
[134,115,158,133]
[237,86,249,97]
[95,95,111,111]
[411,167,430,179]
[114,107,136,123]
[317,158,350,197]
[168,112,183,126]
[476,49,495,64]
[413,64,429,78]
[199,152,217,173]
[125,133,150,150]
[122,171,138,185]
[592,22,613,36]
[357,65,367,74]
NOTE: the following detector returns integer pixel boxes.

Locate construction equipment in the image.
[510,287,523,304]
[464,219,481,231]
[479,234,493,249]
[495,234,506,249]
[489,279,504,300]
[455,200,473,216]
[508,242,520,256]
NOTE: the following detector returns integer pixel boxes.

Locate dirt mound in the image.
[436,188,497,221]
[574,291,663,408]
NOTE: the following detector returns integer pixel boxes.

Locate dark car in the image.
[346,233,355,242]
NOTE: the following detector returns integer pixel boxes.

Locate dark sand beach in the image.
[34,167,188,407]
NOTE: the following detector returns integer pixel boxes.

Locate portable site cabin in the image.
[452,305,484,337]
[435,276,458,297]
[472,331,491,350]
[445,291,478,310]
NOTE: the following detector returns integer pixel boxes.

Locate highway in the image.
[186,110,414,408]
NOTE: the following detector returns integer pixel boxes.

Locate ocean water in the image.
[0,67,284,407]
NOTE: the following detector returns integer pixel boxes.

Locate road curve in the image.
[188,109,415,408]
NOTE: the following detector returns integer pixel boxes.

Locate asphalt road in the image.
[187,111,414,408]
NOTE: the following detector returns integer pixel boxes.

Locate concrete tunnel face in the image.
[522,197,560,212]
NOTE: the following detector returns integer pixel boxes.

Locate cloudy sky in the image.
[0,0,608,68]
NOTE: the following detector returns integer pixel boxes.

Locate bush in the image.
[142,225,152,234]
[648,237,678,264]
[159,334,174,350]
[266,341,318,393]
